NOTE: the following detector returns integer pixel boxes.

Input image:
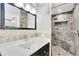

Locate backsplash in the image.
[0,30,50,44]
[0,30,38,43]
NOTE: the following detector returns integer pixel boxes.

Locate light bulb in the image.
[58,9,62,13]
[14,3,24,8]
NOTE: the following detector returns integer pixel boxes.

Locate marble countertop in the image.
[0,37,50,56]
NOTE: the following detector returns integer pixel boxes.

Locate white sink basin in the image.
[19,38,43,49]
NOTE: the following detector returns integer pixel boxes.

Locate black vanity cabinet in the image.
[31,43,49,56]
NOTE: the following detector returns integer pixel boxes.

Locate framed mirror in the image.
[0,3,36,30]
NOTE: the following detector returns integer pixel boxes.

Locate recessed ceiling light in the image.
[25,4,31,11]
[30,8,36,14]
[58,9,62,12]
[14,3,24,8]
[25,4,36,14]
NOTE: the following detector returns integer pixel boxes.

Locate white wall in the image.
[37,3,51,33]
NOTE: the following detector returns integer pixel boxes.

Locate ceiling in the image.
[21,3,75,15]
[51,3,65,8]
[51,3,75,15]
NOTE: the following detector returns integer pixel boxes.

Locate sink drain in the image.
[27,48,30,49]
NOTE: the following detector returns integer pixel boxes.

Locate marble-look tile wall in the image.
[72,4,79,55]
[0,29,50,44]
[51,13,76,55]
[51,4,79,55]
[0,30,40,43]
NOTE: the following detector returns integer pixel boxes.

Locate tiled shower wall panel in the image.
[72,4,79,55]
[51,13,76,55]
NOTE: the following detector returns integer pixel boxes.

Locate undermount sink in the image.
[19,38,43,50]
[19,40,36,49]
[18,37,47,51]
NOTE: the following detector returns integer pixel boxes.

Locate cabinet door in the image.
[31,43,49,56]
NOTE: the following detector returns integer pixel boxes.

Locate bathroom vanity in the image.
[0,37,49,56]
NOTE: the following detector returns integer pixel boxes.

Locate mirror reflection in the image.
[5,3,36,29]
